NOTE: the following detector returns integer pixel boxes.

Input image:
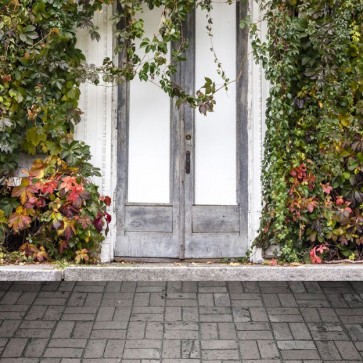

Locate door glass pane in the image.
[128,7,170,203]
[195,3,237,205]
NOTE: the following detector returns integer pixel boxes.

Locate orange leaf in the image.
[29,159,45,178]
[11,179,38,205]
[8,207,32,233]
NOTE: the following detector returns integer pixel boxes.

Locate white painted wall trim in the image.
[76,5,116,262]
[247,1,268,262]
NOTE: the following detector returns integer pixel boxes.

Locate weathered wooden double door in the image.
[115,2,248,258]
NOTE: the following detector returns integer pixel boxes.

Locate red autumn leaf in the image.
[77,215,92,229]
[36,197,46,208]
[309,247,321,264]
[105,212,111,224]
[60,176,78,192]
[309,245,328,264]
[93,214,103,232]
[321,183,333,194]
[19,243,39,258]
[316,245,328,254]
[39,179,58,194]
[63,223,75,241]
[11,179,39,205]
[100,196,112,206]
[59,240,68,254]
[36,247,48,262]
[307,200,318,213]
[269,259,278,266]
[8,207,32,233]
[59,204,79,218]
[336,196,344,205]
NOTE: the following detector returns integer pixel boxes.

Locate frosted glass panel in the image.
[195,3,237,205]
[128,8,170,203]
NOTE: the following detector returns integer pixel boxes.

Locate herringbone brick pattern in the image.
[0,281,362,362]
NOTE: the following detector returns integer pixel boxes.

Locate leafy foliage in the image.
[252,0,363,263]
[0,156,111,263]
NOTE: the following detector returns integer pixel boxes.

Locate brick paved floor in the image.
[0,282,362,362]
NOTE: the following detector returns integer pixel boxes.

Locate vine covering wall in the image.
[1,0,362,263]
[253,0,363,262]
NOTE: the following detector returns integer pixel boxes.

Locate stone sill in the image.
[1,263,363,281]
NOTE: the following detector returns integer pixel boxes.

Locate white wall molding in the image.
[248,0,268,262]
[76,5,115,262]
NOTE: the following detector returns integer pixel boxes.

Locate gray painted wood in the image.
[236,0,249,248]
[125,206,173,232]
[115,234,179,258]
[185,233,247,258]
[179,11,195,259]
[115,6,179,257]
[183,2,249,258]
[192,206,240,233]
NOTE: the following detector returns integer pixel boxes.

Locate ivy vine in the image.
[252,0,363,262]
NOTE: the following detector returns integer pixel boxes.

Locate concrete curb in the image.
[64,264,363,281]
[0,265,63,281]
[1,264,363,281]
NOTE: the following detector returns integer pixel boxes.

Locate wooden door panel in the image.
[125,206,173,232]
[185,234,247,258]
[192,206,240,233]
[116,234,178,258]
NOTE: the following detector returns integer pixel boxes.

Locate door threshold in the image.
[114,257,232,264]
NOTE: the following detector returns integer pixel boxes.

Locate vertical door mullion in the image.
[179,11,196,259]
[237,1,249,240]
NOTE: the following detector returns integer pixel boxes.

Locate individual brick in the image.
[257,340,280,359]
[198,294,214,307]
[315,340,341,360]
[165,307,181,322]
[162,340,181,358]
[96,307,115,321]
[262,294,281,308]
[232,307,251,322]
[24,339,48,357]
[126,322,146,339]
[103,340,125,358]
[2,338,28,357]
[289,322,311,340]
[239,340,260,359]
[218,322,237,339]
[83,339,107,358]
[249,308,269,322]
[72,321,93,339]
[200,323,218,340]
[48,339,87,348]
[182,307,198,322]
[181,339,200,358]
[334,341,361,360]
[145,322,163,339]
[43,348,83,358]
[0,320,21,337]
[271,323,293,340]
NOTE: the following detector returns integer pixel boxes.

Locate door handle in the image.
[185,150,191,174]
